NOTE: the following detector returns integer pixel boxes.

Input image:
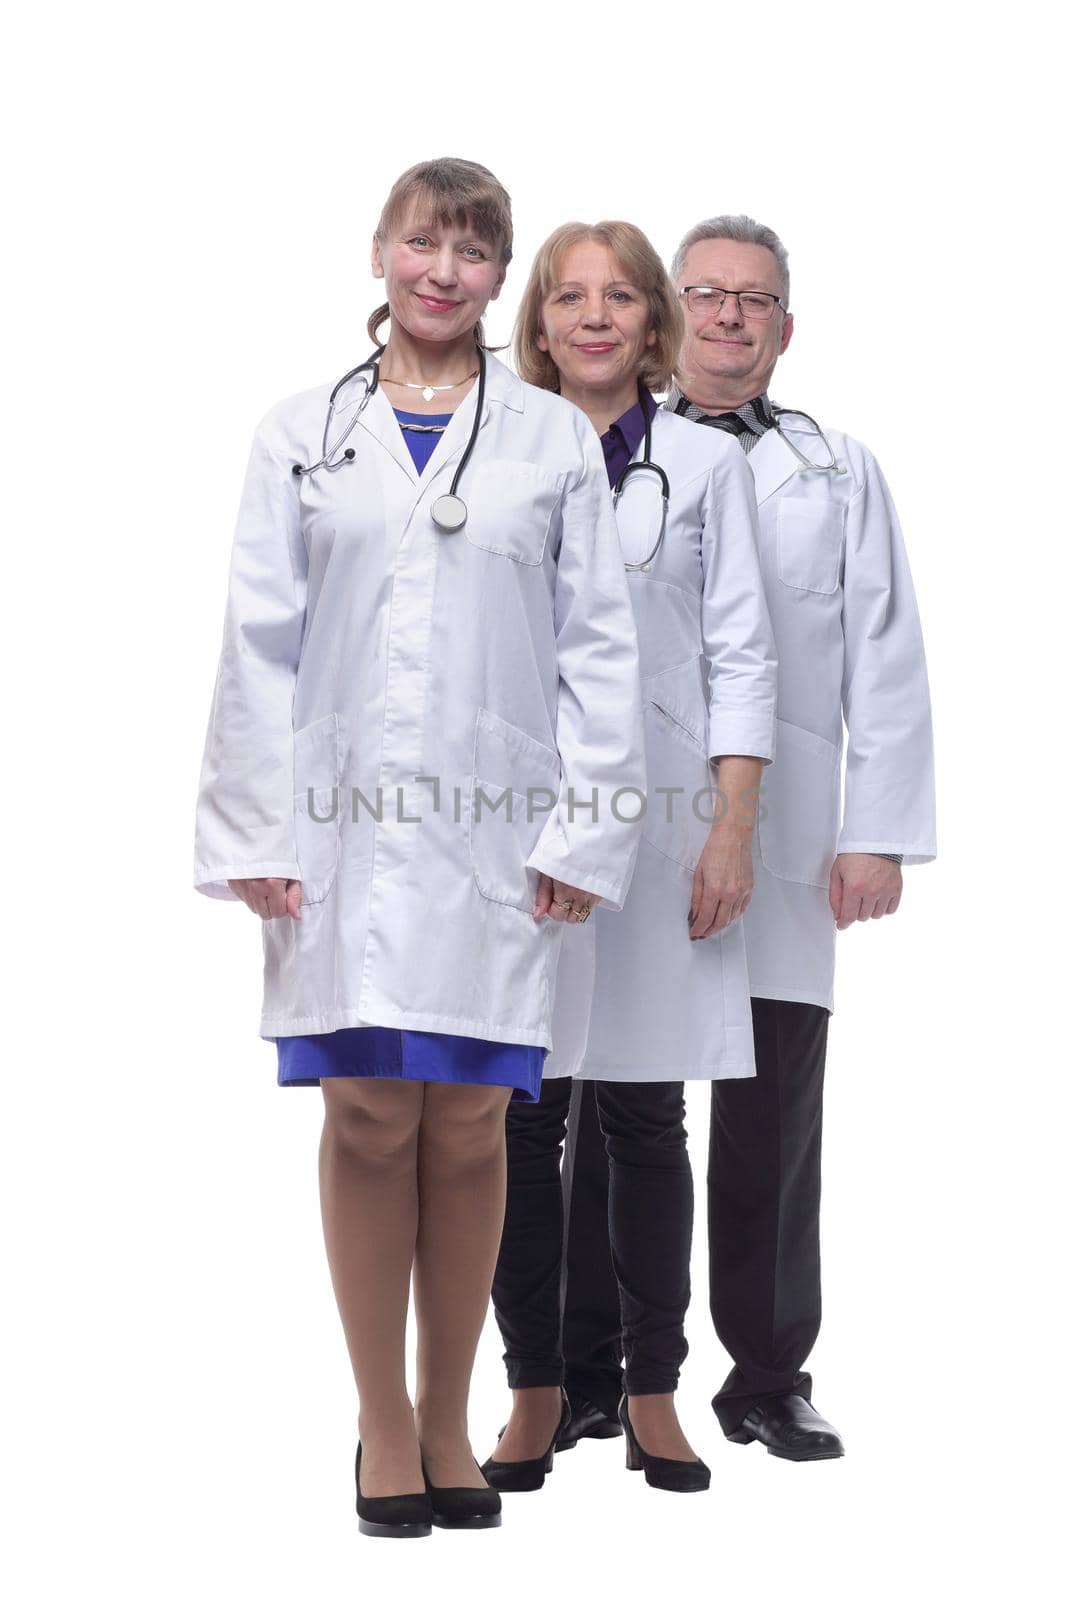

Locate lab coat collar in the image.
[348,348,527,491]
[749,424,801,504]
[482,350,526,413]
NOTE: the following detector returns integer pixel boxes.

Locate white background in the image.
[4,2,1062,1595]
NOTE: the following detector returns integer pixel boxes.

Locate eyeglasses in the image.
[679,286,785,320]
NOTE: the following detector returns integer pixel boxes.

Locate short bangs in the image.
[376,158,513,265]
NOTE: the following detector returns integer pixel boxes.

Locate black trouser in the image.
[555,999,831,1434]
[709,997,830,1433]
[560,1079,625,1416]
[491,1078,692,1398]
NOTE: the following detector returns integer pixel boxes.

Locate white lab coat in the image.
[193,353,646,1048]
[743,415,936,1012]
[546,408,777,1082]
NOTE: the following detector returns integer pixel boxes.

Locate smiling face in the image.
[678,238,793,405]
[536,239,656,397]
[371,199,507,345]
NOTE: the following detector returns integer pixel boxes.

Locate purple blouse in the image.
[600,384,657,489]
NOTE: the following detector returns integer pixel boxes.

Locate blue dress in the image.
[275,407,546,1102]
[276,1027,544,1101]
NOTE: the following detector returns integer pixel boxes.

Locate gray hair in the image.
[671,215,790,308]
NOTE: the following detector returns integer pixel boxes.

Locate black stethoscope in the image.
[292,346,488,533]
[614,396,670,571]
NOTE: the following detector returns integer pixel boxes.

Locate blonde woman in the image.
[484,222,776,1494]
[193,169,645,1535]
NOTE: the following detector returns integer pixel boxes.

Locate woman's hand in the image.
[533,875,601,925]
[228,877,303,920]
[689,753,762,939]
[689,824,753,939]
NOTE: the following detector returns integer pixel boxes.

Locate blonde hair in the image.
[513,221,683,395]
[367,157,514,348]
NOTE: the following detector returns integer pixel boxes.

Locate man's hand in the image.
[689,822,753,939]
[533,875,601,924]
[228,877,303,921]
[828,854,902,930]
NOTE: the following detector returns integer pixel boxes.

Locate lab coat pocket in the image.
[641,663,714,874]
[464,459,565,565]
[469,708,562,911]
[757,718,841,887]
[293,713,343,905]
[776,498,845,594]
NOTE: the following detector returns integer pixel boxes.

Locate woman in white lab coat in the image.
[483,223,777,1494]
[192,162,645,1536]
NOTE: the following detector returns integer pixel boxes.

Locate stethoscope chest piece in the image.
[431,494,468,532]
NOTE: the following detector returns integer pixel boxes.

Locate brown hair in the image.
[367,157,514,348]
[512,221,683,395]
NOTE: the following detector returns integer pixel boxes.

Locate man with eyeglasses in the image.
[554,215,936,1466]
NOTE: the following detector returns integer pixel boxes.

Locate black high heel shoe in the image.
[479,1389,572,1492]
[420,1455,502,1529]
[355,1442,433,1538]
[618,1396,710,1493]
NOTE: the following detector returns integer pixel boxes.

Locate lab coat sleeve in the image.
[837,451,936,863]
[700,443,778,763]
[525,422,646,911]
[192,420,306,899]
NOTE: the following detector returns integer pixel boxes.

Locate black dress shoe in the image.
[554,1392,624,1453]
[618,1396,710,1493]
[479,1390,572,1492]
[420,1456,501,1530]
[726,1395,845,1461]
[355,1442,433,1538]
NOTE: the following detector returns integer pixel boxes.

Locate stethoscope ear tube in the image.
[770,406,846,475]
[615,402,671,571]
[293,346,488,512]
[293,447,355,477]
[329,355,383,407]
[293,352,384,477]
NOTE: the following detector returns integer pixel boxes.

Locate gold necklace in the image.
[380,369,478,403]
